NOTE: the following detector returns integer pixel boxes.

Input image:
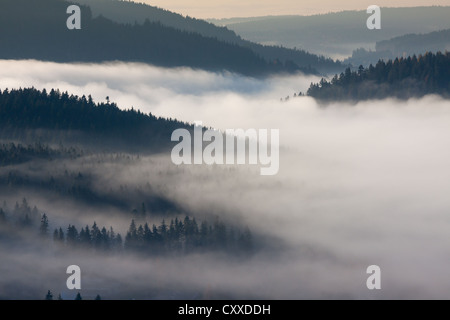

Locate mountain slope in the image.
[307,52,450,101]
[210,7,450,58]
[0,87,188,152]
[71,0,343,73]
[72,0,242,42]
[346,29,450,67]
[0,0,305,76]
[376,29,450,57]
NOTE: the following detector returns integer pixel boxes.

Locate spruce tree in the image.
[40,214,49,237]
[45,290,53,300]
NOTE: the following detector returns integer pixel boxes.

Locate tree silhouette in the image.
[40,214,49,237]
[307,51,450,100]
[45,290,53,300]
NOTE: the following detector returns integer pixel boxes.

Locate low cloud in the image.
[1,60,450,299]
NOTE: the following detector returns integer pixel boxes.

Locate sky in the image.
[140,0,450,19]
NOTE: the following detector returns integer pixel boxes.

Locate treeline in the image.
[0,198,40,228]
[0,142,82,166]
[307,52,450,100]
[0,0,316,76]
[0,150,179,215]
[0,201,253,256]
[0,87,186,152]
[123,217,253,255]
[45,290,95,300]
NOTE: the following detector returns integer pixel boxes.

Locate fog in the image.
[1,60,450,299]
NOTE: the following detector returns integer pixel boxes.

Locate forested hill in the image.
[210,7,450,60]
[306,52,450,101]
[71,0,343,73]
[346,29,450,67]
[0,0,330,76]
[376,29,450,58]
[0,0,282,76]
[0,87,187,152]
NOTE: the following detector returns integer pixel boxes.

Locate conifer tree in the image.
[40,214,49,237]
[45,290,53,300]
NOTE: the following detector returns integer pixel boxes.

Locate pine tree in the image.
[40,214,49,237]
[45,290,53,300]
[101,227,109,250]
[91,222,101,248]
[129,219,137,235]
[31,206,39,220]
[58,227,65,242]
[75,292,82,300]
[21,213,32,228]
[143,223,152,244]
[80,225,91,246]
[115,233,123,249]
[66,225,79,246]
[125,219,138,250]
[53,229,59,242]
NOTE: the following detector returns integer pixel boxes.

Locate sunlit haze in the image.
[140,0,450,19]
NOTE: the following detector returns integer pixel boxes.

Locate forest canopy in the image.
[0,87,188,152]
[307,52,450,101]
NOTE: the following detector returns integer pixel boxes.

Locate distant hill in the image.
[376,29,450,58]
[306,52,450,101]
[70,0,343,73]
[210,7,450,59]
[346,29,450,67]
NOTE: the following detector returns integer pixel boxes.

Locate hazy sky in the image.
[141,0,450,19]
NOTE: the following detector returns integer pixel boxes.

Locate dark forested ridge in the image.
[0,88,260,247]
[0,87,195,222]
[0,87,261,301]
[0,87,193,222]
[0,87,187,151]
[306,52,450,101]
[72,0,343,73]
[0,0,331,76]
